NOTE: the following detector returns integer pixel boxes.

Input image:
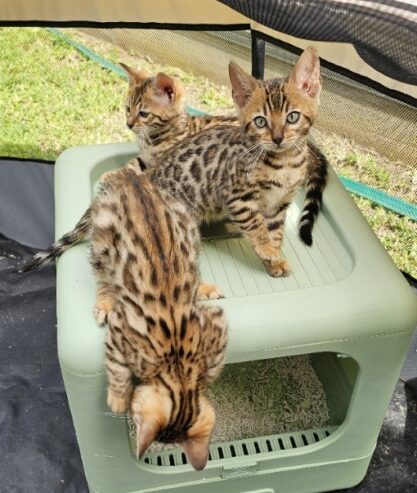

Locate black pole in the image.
[251,31,265,80]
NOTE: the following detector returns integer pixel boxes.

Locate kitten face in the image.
[229,47,321,151]
[131,383,215,470]
[120,63,186,136]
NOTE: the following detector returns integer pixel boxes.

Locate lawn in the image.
[313,130,417,277]
[0,28,131,160]
[1,27,415,278]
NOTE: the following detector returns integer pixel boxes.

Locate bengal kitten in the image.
[21,48,327,273]
[144,47,327,276]
[90,169,227,470]
[20,67,236,271]
[120,63,237,172]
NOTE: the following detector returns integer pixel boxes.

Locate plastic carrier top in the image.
[55,143,417,375]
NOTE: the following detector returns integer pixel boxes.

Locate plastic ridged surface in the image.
[142,426,338,467]
[200,198,353,298]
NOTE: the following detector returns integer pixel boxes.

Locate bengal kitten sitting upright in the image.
[90,169,227,470]
[119,63,237,172]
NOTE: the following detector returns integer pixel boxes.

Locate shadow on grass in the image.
[0,141,63,162]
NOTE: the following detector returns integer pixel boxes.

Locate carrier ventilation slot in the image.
[142,426,338,467]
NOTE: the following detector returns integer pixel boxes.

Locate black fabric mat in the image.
[0,234,416,493]
[0,235,88,493]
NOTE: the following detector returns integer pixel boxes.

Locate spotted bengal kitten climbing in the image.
[21,49,327,273]
[90,169,227,470]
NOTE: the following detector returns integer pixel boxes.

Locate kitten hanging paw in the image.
[265,259,291,277]
[93,305,110,326]
[93,296,115,326]
[198,282,225,300]
[107,389,129,414]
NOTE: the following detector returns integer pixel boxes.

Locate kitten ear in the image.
[228,61,258,108]
[182,397,215,470]
[120,63,149,86]
[182,436,211,471]
[289,47,321,99]
[134,415,159,459]
[131,385,171,458]
[153,72,178,105]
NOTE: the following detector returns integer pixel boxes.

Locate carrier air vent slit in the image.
[141,426,338,467]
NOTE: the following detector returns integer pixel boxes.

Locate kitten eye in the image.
[254,116,267,128]
[286,111,300,124]
[125,105,131,113]
[139,111,149,118]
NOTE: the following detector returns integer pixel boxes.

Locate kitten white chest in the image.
[258,163,307,214]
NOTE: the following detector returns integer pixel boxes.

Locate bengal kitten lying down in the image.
[21,48,327,274]
[90,169,228,470]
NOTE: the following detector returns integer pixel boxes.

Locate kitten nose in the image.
[127,121,134,129]
[273,136,283,146]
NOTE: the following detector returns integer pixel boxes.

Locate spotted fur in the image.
[19,209,90,272]
[300,142,328,246]
[144,47,327,277]
[91,170,227,470]
[21,51,327,273]
[120,63,237,171]
[19,67,236,272]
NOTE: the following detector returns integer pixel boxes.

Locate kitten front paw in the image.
[255,243,279,264]
[107,389,129,414]
[265,259,291,277]
[197,282,225,301]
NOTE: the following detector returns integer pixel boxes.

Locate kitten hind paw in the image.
[101,169,119,183]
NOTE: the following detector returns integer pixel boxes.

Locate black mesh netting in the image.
[0,27,416,277]
[219,0,417,85]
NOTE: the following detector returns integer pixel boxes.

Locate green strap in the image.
[46,28,127,78]
[45,28,416,222]
[340,177,417,221]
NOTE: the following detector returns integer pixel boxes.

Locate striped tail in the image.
[299,142,328,246]
[19,208,91,272]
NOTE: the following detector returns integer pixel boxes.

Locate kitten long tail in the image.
[298,142,328,246]
[19,208,91,272]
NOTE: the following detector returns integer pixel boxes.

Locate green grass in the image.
[0,28,131,160]
[64,28,234,114]
[1,27,416,278]
[199,86,232,112]
[314,129,417,278]
[0,27,234,160]
[353,197,417,276]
